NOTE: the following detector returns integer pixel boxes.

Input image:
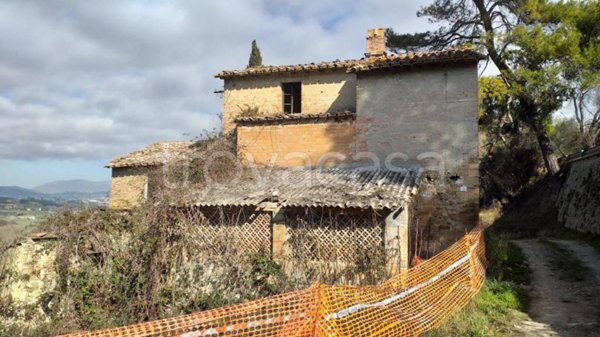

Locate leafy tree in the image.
[541,1,600,149]
[479,76,511,151]
[247,40,263,68]
[387,0,600,174]
[550,117,582,156]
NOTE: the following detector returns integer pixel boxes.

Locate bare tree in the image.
[572,84,600,149]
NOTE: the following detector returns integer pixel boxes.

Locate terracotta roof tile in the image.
[106,141,195,168]
[215,48,483,79]
[350,48,484,73]
[215,59,358,79]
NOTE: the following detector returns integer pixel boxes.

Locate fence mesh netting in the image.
[58,226,485,337]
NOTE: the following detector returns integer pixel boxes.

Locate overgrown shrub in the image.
[2,203,389,335]
[0,204,288,335]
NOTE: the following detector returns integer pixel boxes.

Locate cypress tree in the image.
[247,40,263,68]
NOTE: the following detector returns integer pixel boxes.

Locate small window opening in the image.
[282,82,301,114]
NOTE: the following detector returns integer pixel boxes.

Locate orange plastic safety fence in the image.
[58,226,486,337]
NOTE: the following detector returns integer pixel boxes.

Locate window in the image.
[282,82,301,114]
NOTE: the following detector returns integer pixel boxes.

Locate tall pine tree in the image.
[247,40,263,68]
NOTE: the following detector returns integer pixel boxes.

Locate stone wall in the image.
[0,239,57,330]
[109,167,150,209]
[557,151,600,234]
[356,63,480,255]
[236,117,357,167]
[223,71,357,132]
[411,169,479,258]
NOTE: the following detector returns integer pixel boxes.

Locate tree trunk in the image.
[534,127,560,174]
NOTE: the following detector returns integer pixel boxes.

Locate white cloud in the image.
[0,0,433,162]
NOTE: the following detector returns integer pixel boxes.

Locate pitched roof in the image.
[215,48,483,79]
[106,141,195,168]
[190,166,422,210]
[349,48,484,73]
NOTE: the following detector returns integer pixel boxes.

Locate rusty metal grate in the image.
[286,209,384,262]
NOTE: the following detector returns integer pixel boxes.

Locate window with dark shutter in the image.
[282,82,301,114]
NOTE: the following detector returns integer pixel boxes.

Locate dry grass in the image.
[479,203,503,228]
[0,219,39,247]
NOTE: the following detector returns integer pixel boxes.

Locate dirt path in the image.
[513,239,600,337]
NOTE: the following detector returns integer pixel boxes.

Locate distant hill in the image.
[0,186,45,199]
[34,179,109,194]
[0,180,109,201]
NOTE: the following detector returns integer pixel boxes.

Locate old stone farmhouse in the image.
[107,28,482,271]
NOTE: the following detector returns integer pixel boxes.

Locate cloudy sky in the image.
[0,0,448,187]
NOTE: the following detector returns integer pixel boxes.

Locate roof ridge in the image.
[215,47,483,79]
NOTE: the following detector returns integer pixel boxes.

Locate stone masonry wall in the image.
[237,118,356,167]
[557,153,600,234]
[0,239,57,330]
[223,71,357,133]
[109,167,150,209]
[356,63,480,256]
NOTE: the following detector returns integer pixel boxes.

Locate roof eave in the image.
[105,163,159,169]
[234,111,356,124]
[215,66,352,79]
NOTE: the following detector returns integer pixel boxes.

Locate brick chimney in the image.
[365,28,386,58]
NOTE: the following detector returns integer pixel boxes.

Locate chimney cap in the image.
[367,28,386,34]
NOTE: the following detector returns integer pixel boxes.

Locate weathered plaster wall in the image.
[109,167,150,209]
[557,154,600,234]
[237,118,356,167]
[223,71,357,132]
[356,63,480,256]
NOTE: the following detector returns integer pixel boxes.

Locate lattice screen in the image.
[286,208,385,262]
[180,206,272,256]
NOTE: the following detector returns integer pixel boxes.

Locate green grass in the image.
[424,231,530,337]
[424,280,528,337]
